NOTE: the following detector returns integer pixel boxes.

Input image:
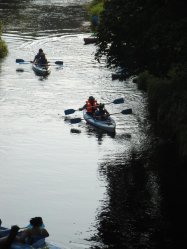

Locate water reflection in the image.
[84,125,116,143]
[93,150,158,248]
[65,117,116,144]
[89,140,185,249]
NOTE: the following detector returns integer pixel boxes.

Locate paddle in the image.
[105,97,124,105]
[16,59,63,65]
[64,97,125,115]
[16,68,25,72]
[53,60,63,65]
[15,59,32,64]
[111,108,132,115]
[70,108,132,124]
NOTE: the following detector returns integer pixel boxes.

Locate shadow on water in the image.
[64,116,116,142]
[84,125,116,142]
[68,122,116,144]
[88,139,186,249]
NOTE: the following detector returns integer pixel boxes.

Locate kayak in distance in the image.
[15,59,63,76]
[83,37,98,45]
[32,63,51,76]
[83,109,116,133]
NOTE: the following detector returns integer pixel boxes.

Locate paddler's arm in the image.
[79,104,87,111]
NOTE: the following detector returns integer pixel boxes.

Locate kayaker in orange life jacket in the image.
[79,96,99,115]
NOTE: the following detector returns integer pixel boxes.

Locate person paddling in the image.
[79,96,99,116]
[17,217,49,245]
[33,49,48,66]
[95,103,109,120]
[0,225,20,249]
[0,217,49,247]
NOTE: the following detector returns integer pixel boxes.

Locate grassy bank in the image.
[85,0,104,32]
[0,21,8,58]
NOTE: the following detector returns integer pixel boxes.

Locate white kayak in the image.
[83,110,116,133]
[32,63,51,76]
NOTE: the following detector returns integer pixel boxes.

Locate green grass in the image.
[89,2,104,16]
[0,38,8,58]
[0,20,8,58]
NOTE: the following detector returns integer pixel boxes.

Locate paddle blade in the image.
[70,118,82,124]
[112,98,124,104]
[64,109,77,115]
[70,128,81,134]
[16,59,31,64]
[121,108,132,114]
[16,68,25,72]
[16,59,25,63]
[55,61,63,65]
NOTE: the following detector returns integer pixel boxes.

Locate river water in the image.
[0,1,182,249]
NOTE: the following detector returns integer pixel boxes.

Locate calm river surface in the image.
[0,1,180,249]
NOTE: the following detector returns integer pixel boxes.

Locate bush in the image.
[136,71,152,91]
[134,67,187,163]
[0,38,8,58]
[0,20,8,58]
[89,2,104,16]
[86,0,104,32]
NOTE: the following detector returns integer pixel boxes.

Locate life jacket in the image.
[86,100,98,113]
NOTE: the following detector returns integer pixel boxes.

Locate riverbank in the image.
[134,69,187,164]
[0,21,8,58]
[84,0,103,32]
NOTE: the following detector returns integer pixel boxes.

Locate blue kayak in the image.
[0,227,61,249]
[32,63,51,76]
[83,109,116,133]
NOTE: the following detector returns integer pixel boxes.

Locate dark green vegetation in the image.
[86,0,104,32]
[95,0,187,163]
[87,0,104,16]
[0,21,8,58]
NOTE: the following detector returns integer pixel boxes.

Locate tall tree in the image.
[96,0,187,76]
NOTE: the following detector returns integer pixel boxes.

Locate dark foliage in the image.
[96,0,187,77]
[0,20,8,58]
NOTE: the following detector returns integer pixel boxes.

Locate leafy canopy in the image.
[95,0,187,77]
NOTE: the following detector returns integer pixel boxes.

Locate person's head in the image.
[99,103,105,110]
[30,217,43,228]
[39,48,43,53]
[89,96,95,103]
